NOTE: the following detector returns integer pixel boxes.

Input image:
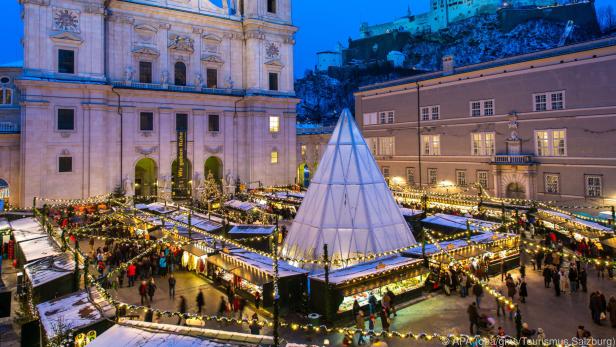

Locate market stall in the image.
[136,202,178,215]
[15,235,61,267]
[539,209,613,234]
[181,242,217,276]
[308,255,427,317]
[24,252,77,302]
[227,225,275,251]
[399,207,423,221]
[206,249,307,308]
[36,287,115,347]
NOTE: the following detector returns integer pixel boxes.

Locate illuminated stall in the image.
[308,255,427,317]
[206,249,307,308]
[181,242,217,276]
[421,213,500,235]
[24,253,77,303]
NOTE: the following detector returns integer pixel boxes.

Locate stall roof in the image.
[12,227,48,243]
[224,200,257,212]
[168,212,222,232]
[310,255,423,285]
[139,202,178,214]
[404,239,470,257]
[470,232,516,244]
[422,213,500,231]
[9,217,42,232]
[88,320,274,347]
[399,207,422,217]
[19,236,61,263]
[0,218,9,231]
[24,252,77,288]
[37,287,115,340]
[228,225,275,235]
[540,210,613,233]
[208,250,307,285]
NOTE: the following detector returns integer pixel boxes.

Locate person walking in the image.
[355,310,366,345]
[467,302,479,335]
[147,278,157,304]
[368,292,377,315]
[473,282,483,308]
[579,268,588,292]
[178,296,187,325]
[514,307,523,340]
[139,280,148,305]
[386,289,397,317]
[254,292,261,310]
[168,274,176,298]
[249,313,261,335]
[590,291,601,324]
[543,266,552,288]
[159,253,167,277]
[607,296,616,328]
[506,276,517,302]
[196,289,205,315]
[520,280,528,303]
[379,308,390,332]
[217,296,227,316]
[460,273,468,298]
[569,267,578,293]
[496,289,506,317]
[127,262,137,287]
[553,270,561,296]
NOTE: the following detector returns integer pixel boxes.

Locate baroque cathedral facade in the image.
[7,0,298,207]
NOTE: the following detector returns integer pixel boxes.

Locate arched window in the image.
[174,62,187,86]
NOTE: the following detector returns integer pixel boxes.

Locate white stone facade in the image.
[11,0,298,207]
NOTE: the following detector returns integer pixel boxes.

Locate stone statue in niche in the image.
[507,112,520,141]
[161,70,169,85]
[123,175,133,195]
[195,73,203,88]
[124,66,134,82]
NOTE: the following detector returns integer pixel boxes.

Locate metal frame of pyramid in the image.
[281,109,416,267]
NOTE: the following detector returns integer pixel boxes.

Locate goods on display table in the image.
[181,243,216,275]
[309,255,427,317]
[206,249,307,307]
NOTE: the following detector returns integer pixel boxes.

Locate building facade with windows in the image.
[355,37,616,202]
[3,0,298,207]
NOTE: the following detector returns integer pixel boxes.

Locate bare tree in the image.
[598,5,616,32]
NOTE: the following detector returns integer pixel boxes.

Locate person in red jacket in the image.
[127,263,137,287]
[139,280,148,305]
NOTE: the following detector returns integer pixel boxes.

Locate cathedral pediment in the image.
[265,58,284,68]
[49,31,83,45]
[201,54,224,64]
[132,45,160,56]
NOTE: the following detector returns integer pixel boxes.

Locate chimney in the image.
[442,55,454,75]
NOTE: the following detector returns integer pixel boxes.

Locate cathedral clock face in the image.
[54,9,79,32]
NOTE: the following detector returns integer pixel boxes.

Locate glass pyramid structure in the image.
[281,109,416,267]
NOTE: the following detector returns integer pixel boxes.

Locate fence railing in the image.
[491,155,534,164]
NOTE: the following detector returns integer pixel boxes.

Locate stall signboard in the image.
[173,127,190,199]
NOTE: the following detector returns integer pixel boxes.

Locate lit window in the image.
[534,91,565,111]
[406,167,415,186]
[271,150,279,164]
[0,88,12,105]
[456,170,466,187]
[428,168,438,185]
[477,171,488,189]
[421,135,440,156]
[471,132,495,156]
[377,136,395,156]
[269,116,280,133]
[544,174,560,194]
[300,145,307,157]
[585,175,602,197]
[366,137,378,155]
[470,99,495,117]
[382,166,390,179]
[535,129,566,157]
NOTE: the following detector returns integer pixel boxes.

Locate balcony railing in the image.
[0,121,19,134]
[111,81,245,97]
[491,154,534,165]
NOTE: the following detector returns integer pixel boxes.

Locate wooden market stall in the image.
[24,252,78,303]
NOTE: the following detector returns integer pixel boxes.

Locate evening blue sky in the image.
[0,0,615,76]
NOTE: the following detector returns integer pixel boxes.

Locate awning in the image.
[206,254,271,286]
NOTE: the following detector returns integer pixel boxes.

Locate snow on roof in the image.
[228,225,275,235]
[310,255,422,285]
[422,213,499,231]
[24,253,76,288]
[540,209,613,233]
[12,227,48,243]
[399,207,422,217]
[143,202,178,214]
[88,320,274,347]
[469,232,515,244]
[0,218,9,231]
[9,217,42,232]
[37,287,115,339]
[224,200,257,211]
[226,249,308,278]
[404,239,470,257]
[18,236,61,263]
[282,109,416,264]
[168,211,222,232]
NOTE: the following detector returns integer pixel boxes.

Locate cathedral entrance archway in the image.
[172,158,192,199]
[0,178,9,210]
[297,163,311,187]
[205,156,223,181]
[134,158,157,198]
[506,182,525,199]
